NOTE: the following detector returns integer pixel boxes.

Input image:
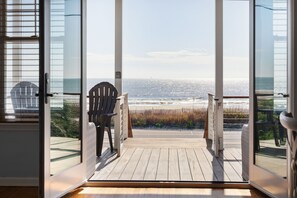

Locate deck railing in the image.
[223,95,249,129]
[207,93,221,156]
[114,93,129,156]
[207,94,249,156]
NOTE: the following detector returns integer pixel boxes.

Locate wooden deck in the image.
[90,129,245,182]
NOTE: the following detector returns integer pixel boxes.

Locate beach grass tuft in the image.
[130,107,249,129]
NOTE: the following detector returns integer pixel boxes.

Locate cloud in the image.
[87,50,249,78]
[87,53,114,64]
[124,49,214,66]
[147,49,208,58]
[144,49,213,65]
[87,49,212,65]
[87,50,248,65]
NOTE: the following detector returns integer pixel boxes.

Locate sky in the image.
[87,0,250,80]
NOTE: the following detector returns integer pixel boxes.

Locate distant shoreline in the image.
[128,99,249,111]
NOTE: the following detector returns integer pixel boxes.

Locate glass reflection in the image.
[50,0,82,175]
[254,0,287,177]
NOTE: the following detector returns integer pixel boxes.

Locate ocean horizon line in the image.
[86,77,249,81]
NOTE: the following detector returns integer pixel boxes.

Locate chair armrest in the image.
[101,113,117,118]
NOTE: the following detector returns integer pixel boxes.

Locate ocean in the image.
[86,78,249,109]
[5,77,255,110]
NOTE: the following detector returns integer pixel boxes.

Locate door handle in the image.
[44,73,56,104]
[35,91,57,98]
[278,93,289,98]
[46,93,54,97]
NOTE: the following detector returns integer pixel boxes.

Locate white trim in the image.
[43,0,51,196]
[115,0,122,95]
[249,0,289,197]
[215,0,223,152]
[43,1,89,197]
[248,0,254,184]
[288,0,296,197]
[0,177,38,186]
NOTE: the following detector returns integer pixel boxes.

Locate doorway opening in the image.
[86,0,249,183]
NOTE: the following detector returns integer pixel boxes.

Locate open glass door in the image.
[250,0,289,197]
[40,0,90,197]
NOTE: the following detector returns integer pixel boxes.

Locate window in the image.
[0,0,39,122]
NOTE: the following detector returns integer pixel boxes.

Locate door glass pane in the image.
[50,0,82,175]
[254,0,287,177]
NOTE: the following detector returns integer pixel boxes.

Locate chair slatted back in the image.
[88,82,118,125]
[10,81,39,109]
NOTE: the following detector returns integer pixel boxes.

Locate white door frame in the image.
[215,0,224,153]
[41,0,90,197]
[249,0,290,198]
[115,0,123,95]
[113,0,225,154]
[288,0,297,197]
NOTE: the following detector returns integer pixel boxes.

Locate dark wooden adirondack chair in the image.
[10,81,39,118]
[88,82,118,156]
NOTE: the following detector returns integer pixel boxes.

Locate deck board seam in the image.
[223,149,242,180]
[184,148,193,181]
[201,148,223,181]
[198,148,218,181]
[177,148,181,181]
[118,148,137,180]
[106,148,134,180]
[140,148,152,180]
[130,148,145,180]
[193,148,206,181]
[103,149,128,180]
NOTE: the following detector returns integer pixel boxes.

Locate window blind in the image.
[0,0,39,122]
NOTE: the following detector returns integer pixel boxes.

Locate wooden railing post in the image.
[214,98,222,157]
[122,93,129,139]
[207,93,215,141]
[114,95,124,156]
[114,93,129,156]
[207,93,221,157]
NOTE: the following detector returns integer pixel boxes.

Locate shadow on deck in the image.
[89,129,245,182]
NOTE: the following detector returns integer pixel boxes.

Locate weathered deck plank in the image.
[178,148,192,181]
[107,148,135,180]
[143,148,160,180]
[201,148,230,181]
[131,149,152,180]
[168,148,180,181]
[229,148,242,161]
[216,150,242,182]
[156,148,169,180]
[194,148,218,181]
[90,131,244,182]
[223,149,243,179]
[120,148,144,180]
[93,149,127,180]
[186,148,205,181]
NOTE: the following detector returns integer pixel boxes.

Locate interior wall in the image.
[0,123,39,186]
[293,1,297,113]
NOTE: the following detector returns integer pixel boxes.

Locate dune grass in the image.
[130,107,249,129]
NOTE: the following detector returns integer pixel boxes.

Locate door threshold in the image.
[84,181,251,189]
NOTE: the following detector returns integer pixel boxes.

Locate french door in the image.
[40,0,89,197]
[250,0,289,197]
